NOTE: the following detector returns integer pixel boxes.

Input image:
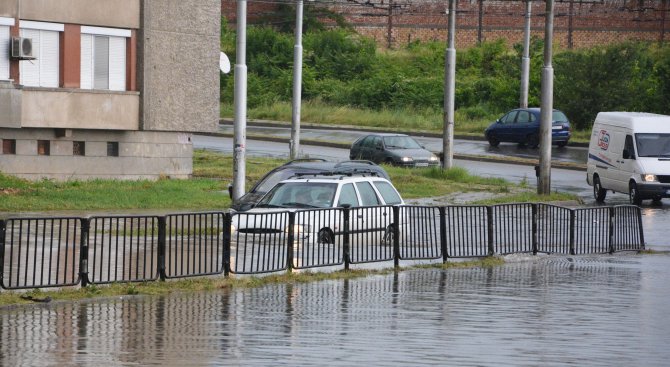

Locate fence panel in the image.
[1,217,81,289]
[492,204,534,255]
[574,207,610,254]
[293,208,344,270]
[349,206,394,264]
[444,206,489,258]
[231,211,289,274]
[398,206,442,260]
[165,212,225,278]
[88,216,160,284]
[612,205,644,252]
[536,204,572,254]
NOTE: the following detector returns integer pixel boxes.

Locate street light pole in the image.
[538,0,554,195]
[232,0,248,201]
[442,0,456,170]
[520,0,531,108]
[290,0,304,160]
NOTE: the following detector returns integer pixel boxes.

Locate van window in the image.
[624,135,635,158]
[500,112,517,124]
[516,111,531,124]
[635,133,670,158]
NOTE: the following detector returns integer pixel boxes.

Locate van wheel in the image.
[593,175,607,202]
[487,136,500,147]
[629,182,642,205]
[526,134,539,148]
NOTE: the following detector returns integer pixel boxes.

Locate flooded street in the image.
[3,253,670,366]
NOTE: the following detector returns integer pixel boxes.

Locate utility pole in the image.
[387,0,393,48]
[538,0,554,195]
[477,0,483,44]
[442,0,456,170]
[290,0,304,159]
[520,0,531,108]
[232,0,248,202]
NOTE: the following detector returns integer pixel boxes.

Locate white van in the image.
[586,112,670,205]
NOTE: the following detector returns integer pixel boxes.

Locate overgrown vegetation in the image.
[220,20,670,136]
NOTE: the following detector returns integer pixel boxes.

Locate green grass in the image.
[0,257,505,307]
[0,150,579,212]
[221,100,592,144]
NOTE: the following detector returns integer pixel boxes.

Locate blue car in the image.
[484,108,572,148]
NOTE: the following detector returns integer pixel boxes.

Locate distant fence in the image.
[0,204,644,291]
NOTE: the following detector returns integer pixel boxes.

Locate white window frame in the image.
[19,20,63,88]
[81,26,129,91]
[0,17,16,81]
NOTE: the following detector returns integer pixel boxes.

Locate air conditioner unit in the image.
[11,37,35,60]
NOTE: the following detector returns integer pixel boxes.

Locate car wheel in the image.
[593,175,607,203]
[629,181,642,205]
[557,141,568,148]
[526,133,539,149]
[317,228,334,245]
[653,196,663,205]
[382,224,395,246]
[487,135,500,147]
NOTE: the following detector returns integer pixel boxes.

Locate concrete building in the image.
[0,0,220,180]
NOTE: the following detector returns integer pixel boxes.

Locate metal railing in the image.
[0,204,644,291]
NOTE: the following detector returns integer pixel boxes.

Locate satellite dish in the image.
[219,52,231,74]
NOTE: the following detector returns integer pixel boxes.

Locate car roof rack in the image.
[334,160,376,167]
[291,169,380,179]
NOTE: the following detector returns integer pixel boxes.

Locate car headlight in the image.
[286,224,311,234]
[642,174,658,182]
[429,155,439,162]
[400,157,414,162]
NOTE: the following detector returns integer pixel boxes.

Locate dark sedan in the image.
[484,108,571,148]
[349,133,440,167]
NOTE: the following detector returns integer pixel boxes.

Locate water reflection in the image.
[2,254,670,366]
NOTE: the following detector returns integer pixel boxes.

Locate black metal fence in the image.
[0,204,644,291]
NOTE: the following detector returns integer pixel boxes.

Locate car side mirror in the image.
[623,149,635,160]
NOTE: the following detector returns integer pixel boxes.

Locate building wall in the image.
[139,0,220,133]
[0,128,192,180]
[4,0,140,29]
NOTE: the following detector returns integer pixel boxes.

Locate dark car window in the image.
[516,111,531,124]
[500,112,517,124]
[338,183,359,207]
[635,133,670,157]
[373,136,383,149]
[356,181,380,206]
[529,112,537,122]
[552,111,568,122]
[374,181,402,205]
[361,136,374,148]
[383,136,422,149]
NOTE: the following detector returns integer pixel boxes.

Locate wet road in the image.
[217,123,589,164]
[2,254,670,366]
[192,134,668,250]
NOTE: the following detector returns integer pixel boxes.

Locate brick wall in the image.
[222,0,668,49]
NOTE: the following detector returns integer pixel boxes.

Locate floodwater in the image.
[2,253,670,366]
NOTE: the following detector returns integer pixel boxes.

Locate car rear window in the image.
[373,181,402,205]
[356,181,380,206]
[552,111,568,122]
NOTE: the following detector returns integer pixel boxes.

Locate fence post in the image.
[439,207,447,263]
[569,209,575,255]
[608,206,615,254]
[393,206,400,269]
[222,212,232,277]
[532,204,538,255]
[79,218,90,287]
[158,216,166,281]
[487,206,494,256]
[343,208,350,271]
[636,206,645,251]
[287,212,295,273]
[0,220,5,287]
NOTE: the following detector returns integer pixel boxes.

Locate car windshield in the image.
[257,182,338,208]
[552,111,568,123]
[635,133,670,157]
[383,136,422,149]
